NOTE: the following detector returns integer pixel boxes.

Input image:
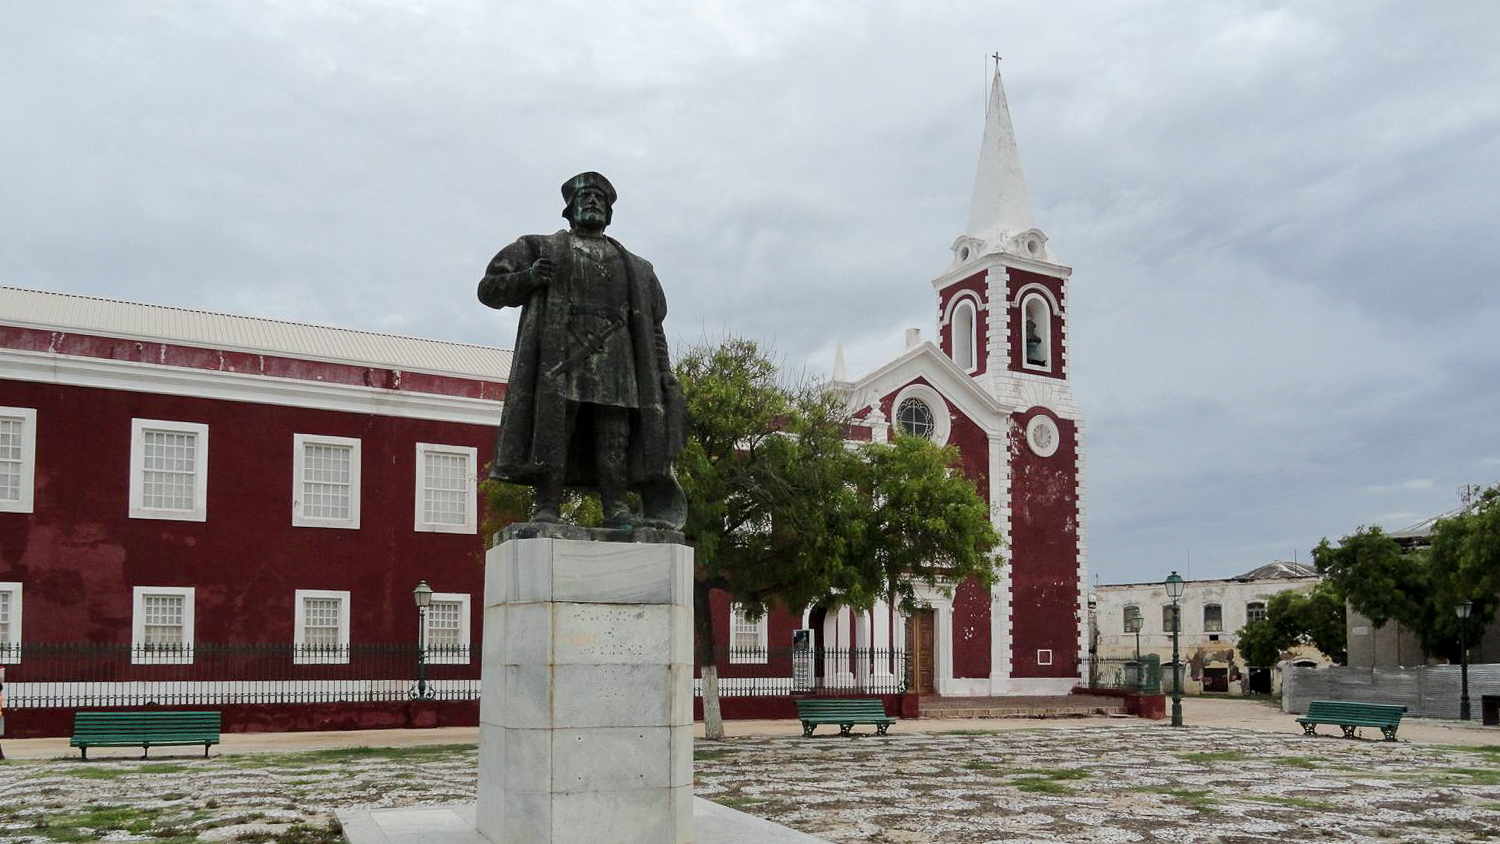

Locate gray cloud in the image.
[3,0,1497,583]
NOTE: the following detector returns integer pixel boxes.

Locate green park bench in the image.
[70,710,222,759]
[794,697,896,737]
[1295,700,1406,741]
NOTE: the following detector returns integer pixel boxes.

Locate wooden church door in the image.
[905,610,936,694]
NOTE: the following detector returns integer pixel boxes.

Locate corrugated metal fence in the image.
[1283,663,1500,719]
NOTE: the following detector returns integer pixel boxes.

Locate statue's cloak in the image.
[478,230,686,490]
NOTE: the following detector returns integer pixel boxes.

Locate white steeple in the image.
[954,60,1050,265]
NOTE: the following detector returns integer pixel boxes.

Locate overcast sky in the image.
[4,1,1498,585]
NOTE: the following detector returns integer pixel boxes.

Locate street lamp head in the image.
[413,580,434,609]
[1165,571,1185,601]
[1456,599,1473,619]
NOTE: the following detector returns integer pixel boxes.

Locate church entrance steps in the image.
[917,693,1127,720]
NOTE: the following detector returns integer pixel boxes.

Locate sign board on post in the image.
[792,629,813,693]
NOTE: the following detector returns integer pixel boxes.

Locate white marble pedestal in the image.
[476,536,695,844]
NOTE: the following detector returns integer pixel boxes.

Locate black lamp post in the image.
[1457,599,1473,721]
[411,580,434,701]
[1128,605,1143,691]
[1165,571,1185,727]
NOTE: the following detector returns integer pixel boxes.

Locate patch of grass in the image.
[1242,794,1336,810]
[1131,786,1215,809]
[30,804,168,842]
[235,743,472,768]
[937,729,1003,736]
[1011,777,1071,794]
[1012,767,1089,780]
[695,748,735,762]
[1270,756,1319,769]
[1177,750,1248,763]
[63,766,131,780]
[136,763,190,775]
[962,761,999,770]
[1438,767,1500,786]
[712,794,766,811]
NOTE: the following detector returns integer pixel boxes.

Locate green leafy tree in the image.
[1236,582,1347,667]
[1313,485,1499,661]
[677,337,1003,739]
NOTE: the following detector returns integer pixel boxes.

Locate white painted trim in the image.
[1024,413,1060,458]
[728,602,769,664]
[890,382,952,446]
[129,419,209,522]
[414,443,479,534]
[1019,293,1053,373]
[822,607,855,686]
[424,592,472,665]
[0,407,37,514]
[931,252,1072,293]
[1005,677,1079,696]
[1009,282,1062,312]
[295,589,352,664]
[1036,648,1053,666]
[2,678,481,707]
[292,434,362,529]
[131,586,195,665]
[0,348,503,426]
[846,343,1011,432]
[1074,418,1090,683]
[988,430,1013,688]
[0,581,22,664]
[910,584,956,696]
[947,297,980,374]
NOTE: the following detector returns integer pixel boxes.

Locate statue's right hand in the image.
[531,257,554,287]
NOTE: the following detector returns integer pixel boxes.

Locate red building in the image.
[0,65,1085,734]
[707,64,1086,700]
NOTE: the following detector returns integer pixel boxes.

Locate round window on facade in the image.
[896,398,935,439]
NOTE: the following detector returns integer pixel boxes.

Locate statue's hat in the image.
[561,171,617,205]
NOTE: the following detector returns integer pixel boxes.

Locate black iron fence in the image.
[1088,654,1162,694]
[700,646,908,696]
[0,643,479,708]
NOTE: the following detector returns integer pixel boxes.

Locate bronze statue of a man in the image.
[479,172,686,530]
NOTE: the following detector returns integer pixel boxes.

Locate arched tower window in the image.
[950,298,977,372]
[1021,294,1051,370]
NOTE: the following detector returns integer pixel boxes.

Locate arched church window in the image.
[1022,294,1051,369]
[895,398,934,439]
[951,299,977,372]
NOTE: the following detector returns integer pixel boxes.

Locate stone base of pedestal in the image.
[337,798,833,844]
[476,536,693,844]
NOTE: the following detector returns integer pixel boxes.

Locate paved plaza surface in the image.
[0,699,1497,842]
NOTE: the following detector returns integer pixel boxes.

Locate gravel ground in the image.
[2,712,1499,843]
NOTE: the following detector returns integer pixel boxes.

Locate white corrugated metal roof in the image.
[0,286,511,381]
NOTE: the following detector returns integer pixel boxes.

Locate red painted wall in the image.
[0,378,493,648]
[1008,408,1079,678]
[937,272,989,376]
[1005,269,1066,379]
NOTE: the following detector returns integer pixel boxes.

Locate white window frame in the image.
[294,589,351,664]
[1020,293,1053,372]
[889,383,952,447]
[1203,603,1223,633]
[0,407,37,515]
[414,443,478,534]
[0,581,22,664]
[129,419,209,522]
[130,586,195,665]
[292,434,362,530]
[945,294,980,374]
[728,602,769,664]
[1037,648,1053,666]
[423,592,472,665]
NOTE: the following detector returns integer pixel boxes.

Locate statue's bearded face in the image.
[570,187,611,230]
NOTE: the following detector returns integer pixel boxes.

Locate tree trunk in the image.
[695,579,725,740]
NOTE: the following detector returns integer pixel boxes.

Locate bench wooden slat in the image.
[1294,700,1405,741]
[795,698,895,737]
[70,711,222,759]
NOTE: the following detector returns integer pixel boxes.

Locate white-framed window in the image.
[292,434,361,529]
[0,407,37,514]
[728,602,769,664]
[947,295,979,373]
[423,592,471,664]
[1246,601,1268,623]
[131,586,195,664]
[889,383,952,446]
[1123,605,1142,634]
[1204,603,1223,633]
[1037,648,1053,666]
[295,589,351,664]
[414,443,478,534]
[129,420,209,522]
[0,582,22,664]
[1020,293,1052,371]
